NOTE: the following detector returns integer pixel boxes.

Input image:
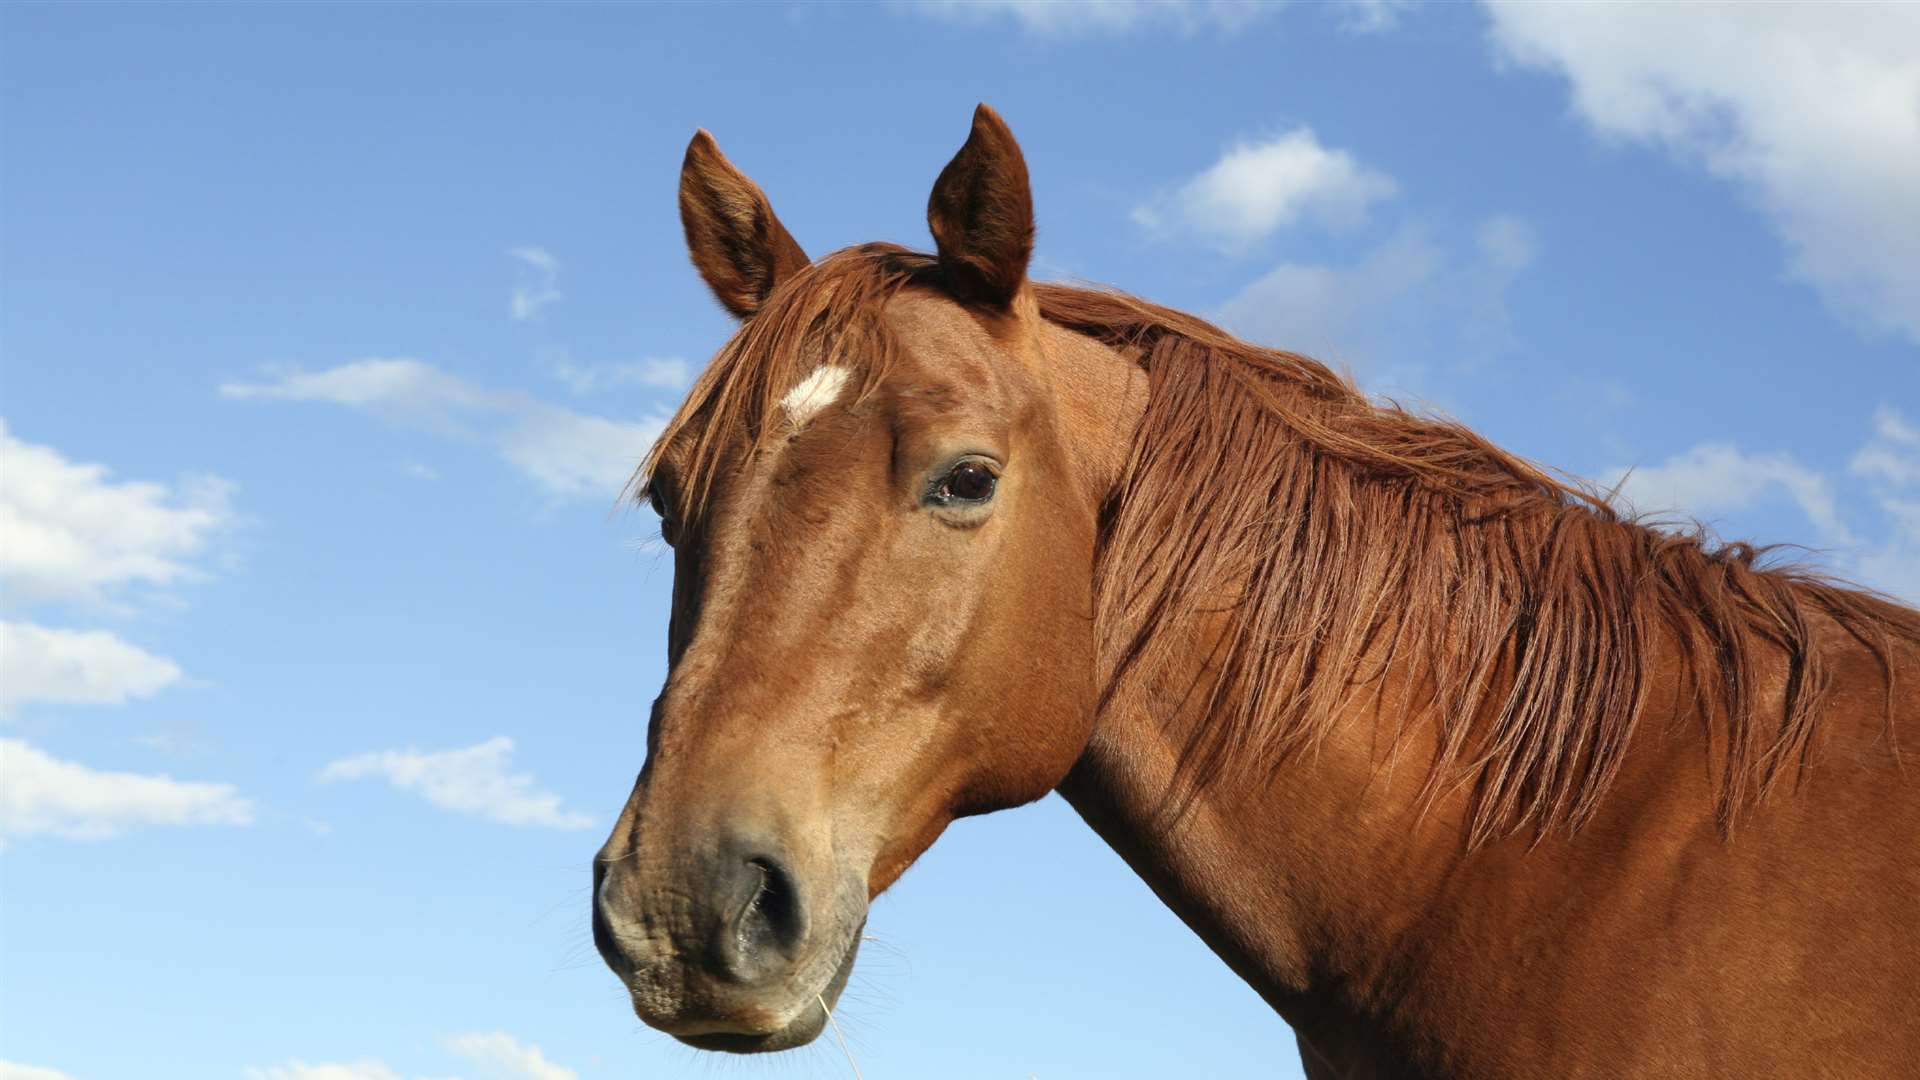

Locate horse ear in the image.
[927,104,1034,307]
[679,130,810,319]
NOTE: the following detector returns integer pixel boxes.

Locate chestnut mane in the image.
[645,243,1918,846]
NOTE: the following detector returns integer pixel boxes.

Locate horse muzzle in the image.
[592,828,865,1053]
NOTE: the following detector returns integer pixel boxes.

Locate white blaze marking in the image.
[780,364,851,428]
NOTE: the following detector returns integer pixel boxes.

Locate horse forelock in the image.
[634,244,940,516]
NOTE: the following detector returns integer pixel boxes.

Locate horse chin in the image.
[672,920,863,1055]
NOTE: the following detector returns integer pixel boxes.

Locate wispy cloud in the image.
[1336,0,1413,34]
[1484,2,1920,343]
[1217,227,1438,356]
[220,359,663,502]
[0,737,253,841]
[0,621,184,715]
[1214,215,1537,394]
[318,736,595,829]
[508,246,561,321]
[1133,127,1397,251]
[1851,406,1920,488]
[545,351,691,395]
[0,419,235,609]
[912,0,1274,36]
[245,1062,413,1080]
[1847,406,1920,601]
[446,1032,577,1080]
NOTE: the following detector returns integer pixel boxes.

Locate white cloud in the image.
[912,0,1273,35]
[0,1062,80,1080]
[0,737,253,841]
[1484,2,1920,343]
[318,736,594,829]
[546,353,691,395]
[245,1062,414,1080]
[1133,128,1397,249]
[0,420,235,608]
[1606,442,1853,545]
[446,1033,575,1080]
[220,359,663,502]
[0,621,184,715]
[508,246,561,321]
[0,427,225,722]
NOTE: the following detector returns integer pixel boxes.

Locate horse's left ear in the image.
[928,104,1034,307]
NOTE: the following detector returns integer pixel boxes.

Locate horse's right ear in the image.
[679,131,810,320]
[927,104,1034,307]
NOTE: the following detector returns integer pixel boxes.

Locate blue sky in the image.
[2,4,1915,1079]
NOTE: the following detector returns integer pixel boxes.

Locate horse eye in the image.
[940,462,997,503]
[646,484,670,521]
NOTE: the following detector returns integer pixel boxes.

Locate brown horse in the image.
[592,105,1920,1077]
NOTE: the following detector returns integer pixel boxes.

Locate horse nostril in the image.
[591,858,640,979]
[729,854,805,977]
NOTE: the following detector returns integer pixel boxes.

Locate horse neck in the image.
[1056,570,1558,1071]
[1055,631,1469,1019]
[1037,318,1453,1019]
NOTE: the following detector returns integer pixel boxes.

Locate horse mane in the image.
[1039,284,1917,844]
[645,243,1919,845]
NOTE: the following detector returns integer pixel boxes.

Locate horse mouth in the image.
[670,921,863,1054]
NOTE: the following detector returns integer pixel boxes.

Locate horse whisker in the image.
[819,992,864,1080]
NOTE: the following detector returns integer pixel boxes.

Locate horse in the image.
[591,105,1920,1077]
